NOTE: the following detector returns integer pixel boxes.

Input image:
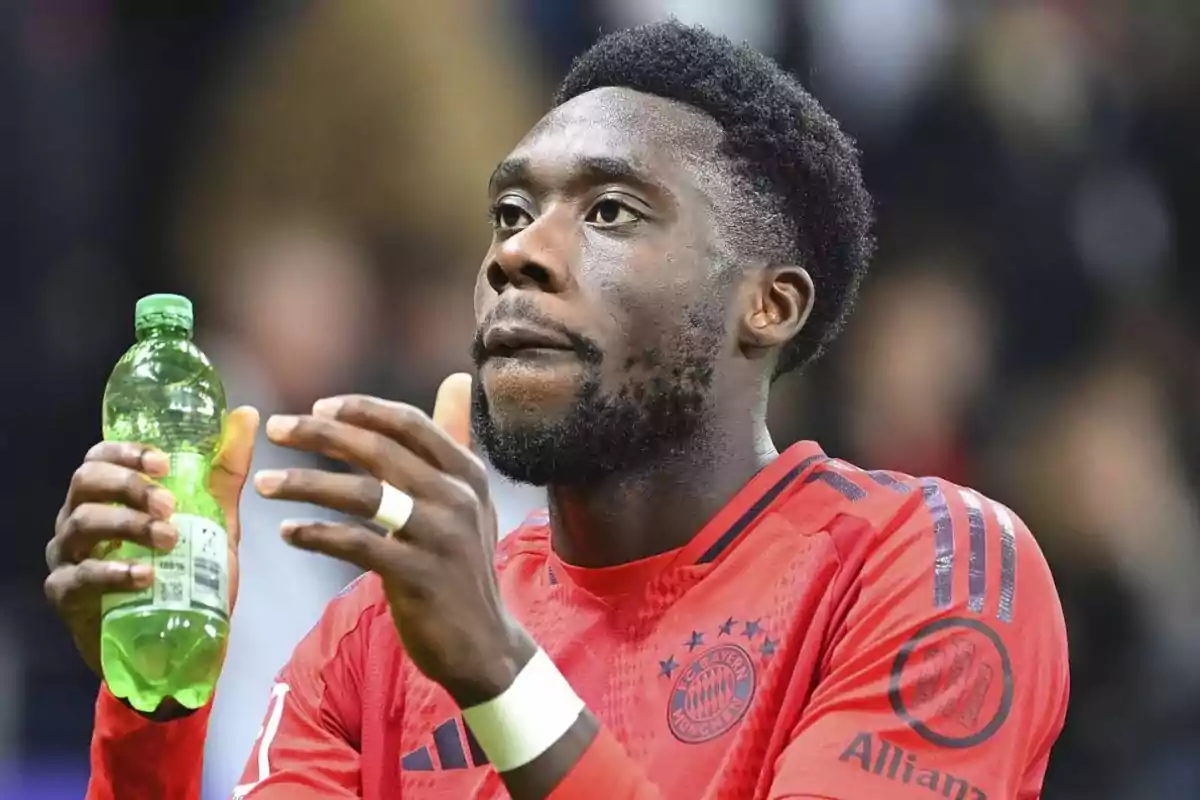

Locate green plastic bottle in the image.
[99,293,230,713]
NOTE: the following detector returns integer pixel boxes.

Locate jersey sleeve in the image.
[769,480,1069,800]
[85,577,380,800]
[233,575,381,799]
[87,684,212,800]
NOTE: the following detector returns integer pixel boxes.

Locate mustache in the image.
[471,299,603,366]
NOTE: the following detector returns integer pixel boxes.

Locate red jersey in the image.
[88,441,1069,799]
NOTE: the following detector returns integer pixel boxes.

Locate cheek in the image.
[582,233,694,313]
[584,241,673,338]
[595,267,715,380]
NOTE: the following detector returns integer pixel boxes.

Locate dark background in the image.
[2,1,1198,797]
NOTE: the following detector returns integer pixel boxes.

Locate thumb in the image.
[432,373,473,448]
[210,405,260,518]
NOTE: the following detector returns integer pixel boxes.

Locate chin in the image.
[478,357,586,420]
[472,362,600,487]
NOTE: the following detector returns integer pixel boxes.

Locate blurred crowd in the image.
[2,1,1198,797]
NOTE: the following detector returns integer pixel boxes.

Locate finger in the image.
[266,413,395,470]
[279,521,414,575]
[209,405,260,522]
[83,442,170,477]
[64,460,175,518]
[264,414,453,502]
[253,468,381,520]
[49,504,178,567]
[44,559,154,609]
[433,373,473,448]
[310,395,487,500]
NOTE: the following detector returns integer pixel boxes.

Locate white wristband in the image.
[461,648,585,772]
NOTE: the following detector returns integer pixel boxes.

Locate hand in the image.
[44,406,260,678]
[254,374,534,706]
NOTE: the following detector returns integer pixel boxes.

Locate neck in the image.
[546,417,778,568]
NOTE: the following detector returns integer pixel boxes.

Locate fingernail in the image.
[254,470,287,495]
[280,520,303,541]
[128,563,153,583]
[150,522,178,551]
[148,489,175,520]
[312,398,342,418]
[266,415,299,440]
[142,450,170,477]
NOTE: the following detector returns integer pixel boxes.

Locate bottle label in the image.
[101,513,229,620]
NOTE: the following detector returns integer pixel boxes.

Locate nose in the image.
[486,211,571,295]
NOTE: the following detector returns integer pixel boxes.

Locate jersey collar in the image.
[548,441,826,598]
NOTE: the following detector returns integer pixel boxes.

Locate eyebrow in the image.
[488,154,668,199]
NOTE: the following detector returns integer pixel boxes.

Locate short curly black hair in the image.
[554,20,874,376]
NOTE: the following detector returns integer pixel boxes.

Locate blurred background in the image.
[1,0,1198,797]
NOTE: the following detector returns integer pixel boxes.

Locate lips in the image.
[481,322,574,358]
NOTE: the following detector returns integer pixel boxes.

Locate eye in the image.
[491,200,531,232]
[586,198,642,228]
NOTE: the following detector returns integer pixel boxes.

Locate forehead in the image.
[494,87,727,194]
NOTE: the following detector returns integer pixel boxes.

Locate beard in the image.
[470,305,724,488]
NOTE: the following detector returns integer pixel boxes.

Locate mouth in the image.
[482,322,576,360]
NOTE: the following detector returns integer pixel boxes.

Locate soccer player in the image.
[45,21,1068,800]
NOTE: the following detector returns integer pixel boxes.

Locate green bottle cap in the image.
[134,293,194,336]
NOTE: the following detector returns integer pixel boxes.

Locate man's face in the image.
[471,87,737,486]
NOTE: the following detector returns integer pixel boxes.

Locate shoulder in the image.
[323,571,390,629]
[863,471,1060,629]
[779,467,1069,796]
[283,572,390,679]
[792,457,1067,668]
[786,456,1059,620]
[827,465,1068,702]
[496,509,551,568]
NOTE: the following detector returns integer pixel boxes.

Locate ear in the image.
[736,265,815,357]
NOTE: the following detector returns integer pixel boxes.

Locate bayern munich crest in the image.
[667,643,758,743]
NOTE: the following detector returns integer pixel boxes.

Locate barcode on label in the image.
[153,555,189,607]
[160,580,184,604]
[194,558,221,594]
[175,513,230,617]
